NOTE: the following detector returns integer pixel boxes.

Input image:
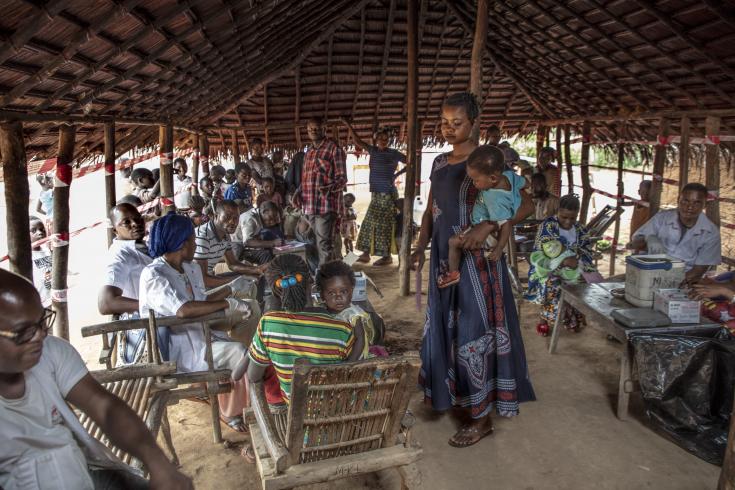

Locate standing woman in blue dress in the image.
[342,118,407,266]
[411,92,536,447]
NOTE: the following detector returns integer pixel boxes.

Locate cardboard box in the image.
[653,289,701,324]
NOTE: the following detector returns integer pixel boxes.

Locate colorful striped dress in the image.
[248,311,356,401]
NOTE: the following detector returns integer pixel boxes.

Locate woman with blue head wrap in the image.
[138,212,259,433]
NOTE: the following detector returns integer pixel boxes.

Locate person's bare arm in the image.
[511,191,534,226]
[195,259,232,288]
[488,221,512,262]
[176,299,228,318]
[683,265,709,286]
[66,375,193,490]
[246,359,267,384]
[223,249,266,276]
[410,189,434,270]
[206,286,232,302]
[245,237,283,248]
[341,118,370,151]
[97,286,138,316]
[630,235,647,252]
[36,200,45,215]
[347,320,365,362]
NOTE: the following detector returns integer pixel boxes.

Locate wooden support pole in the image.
[679,116,690,193]
[469,0,488,144]
[159,124,175,213]
[104,122,116,246]
[199,135,210,176]
[399,0,419,296]
[263,83,270,150]
[192,134,200,195]
[52,124,75,339]
[649,118,670,216]
[232,129,241,166]
[564,124,573,193]
[555,125,562,188]
[536,125,545,166]
[705,116,721,226]
[610,144,625,276]
[0,121,32,280]
[580,121,592,223]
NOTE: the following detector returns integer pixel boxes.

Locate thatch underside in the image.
[1,0,734,162]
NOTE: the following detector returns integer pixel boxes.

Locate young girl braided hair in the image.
[266,253,312,311]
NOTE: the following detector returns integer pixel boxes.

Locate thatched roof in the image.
[1,0,734,161]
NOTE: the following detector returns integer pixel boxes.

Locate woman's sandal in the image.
[373,256,393,266]
[437,271,461,289]
[356,253,371,264]
[220,415,247,433]
[448,423,495,448]
[536,321,550,337]
[241,444,256,464]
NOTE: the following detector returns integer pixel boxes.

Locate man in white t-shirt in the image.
[0,269,192,490]
[98,204,154,365]
[173,158,194,210]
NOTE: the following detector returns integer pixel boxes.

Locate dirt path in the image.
[142,260,719,490]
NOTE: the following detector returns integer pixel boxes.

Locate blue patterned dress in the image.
[419,154,536,418]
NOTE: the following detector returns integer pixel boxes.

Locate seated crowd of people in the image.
[9,111,730,487]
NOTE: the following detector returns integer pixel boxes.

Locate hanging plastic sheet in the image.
[630,329,735,465]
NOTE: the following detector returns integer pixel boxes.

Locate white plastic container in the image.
[625,254,686,307]
[352,272,368,302]
[653,289,701,324]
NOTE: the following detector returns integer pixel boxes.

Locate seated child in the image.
[255,176,283,208]
[210,165,227,198]
[437,145,526,289]
[224,168,236,185]
[341,193,358,254]
[316,260,386,358]
[187,194,209,226]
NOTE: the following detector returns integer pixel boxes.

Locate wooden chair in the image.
[245,354,423,490]
[81,311,235,447]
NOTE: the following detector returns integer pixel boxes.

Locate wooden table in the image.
[548,282,721,420]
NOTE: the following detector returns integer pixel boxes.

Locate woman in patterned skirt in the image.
[342,118,406,266]
[411,92,536,447]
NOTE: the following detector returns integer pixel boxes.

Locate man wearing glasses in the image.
[0,269,192,489]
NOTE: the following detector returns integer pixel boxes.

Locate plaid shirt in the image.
[300,138,347,215]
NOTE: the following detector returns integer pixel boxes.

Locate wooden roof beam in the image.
[702,0,735,31]
[446,0,555,118]
[373,0,397,132]
[635,0,735,82]
[350,7,367,117]
[488,9,618,114]
[324,35,333,120]
[424,9,452,119]
[505,0,656,110]
[540,0,703,109]
[587,0,735,106]
[0,0,68,66]
[0,0,144,107]
[197,0,372,125]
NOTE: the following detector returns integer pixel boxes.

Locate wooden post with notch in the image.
[399,0,419,296]
[705,116,721,226]
[610,143,625,276]
[649,118,670,216]
[200,135,210,176]
[564,124,573,193]
[191,133,200,196]
[678,116,690,193]
[159,124,175,213]
[0,121,32,280]
[104,122,116,246]
[52,124,76,340]
[468,0,488,144]
[579,121,592,223]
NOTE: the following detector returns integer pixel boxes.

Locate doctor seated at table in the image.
[630,182,721,286]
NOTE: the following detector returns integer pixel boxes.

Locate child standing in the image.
[341,193,358,254]
[255,177,283,208]
[29,217,53,307]
[35,174,54,216]
[437,145,526,288]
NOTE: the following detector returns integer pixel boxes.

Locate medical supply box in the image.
[653,289,701,324]
[352,272,368,302]
[625,254,686,307]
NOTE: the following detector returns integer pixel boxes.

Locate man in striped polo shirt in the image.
[194,200,265,289]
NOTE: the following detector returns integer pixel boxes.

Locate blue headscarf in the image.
[148,212,194,258]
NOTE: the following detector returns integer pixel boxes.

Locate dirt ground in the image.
[144,259,719,490]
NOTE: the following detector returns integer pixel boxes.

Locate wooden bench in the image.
[81,311,235,448]
[245,354,422,490]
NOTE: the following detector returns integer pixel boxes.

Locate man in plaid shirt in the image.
[293,117,347,265]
